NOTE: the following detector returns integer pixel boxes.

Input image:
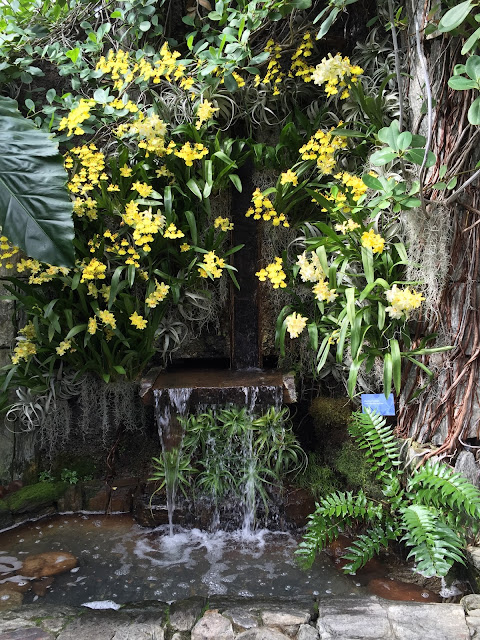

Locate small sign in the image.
[361,393,395,416]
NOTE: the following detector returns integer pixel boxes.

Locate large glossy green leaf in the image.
[438,0,473,33]
[0,96,74,267]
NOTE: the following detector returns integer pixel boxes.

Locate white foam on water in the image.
[82,600,122,610]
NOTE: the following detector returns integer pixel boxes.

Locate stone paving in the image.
[1,594,480,640]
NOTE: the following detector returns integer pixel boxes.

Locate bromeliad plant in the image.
[296,409,480,578]
[149,405,306,515]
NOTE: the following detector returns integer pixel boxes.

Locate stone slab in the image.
[0,629,54,640]
[236,630,291,640]
[317,598,391,639]
[169,596,205,631]
[191,611,234,640]
[386,603,469,640]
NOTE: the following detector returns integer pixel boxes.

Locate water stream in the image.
[0,514,364,606]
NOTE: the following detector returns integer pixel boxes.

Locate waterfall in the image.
[152,381,286,535]
[154,388,192,536]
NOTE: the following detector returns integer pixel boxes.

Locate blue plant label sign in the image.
[361,393,395,416]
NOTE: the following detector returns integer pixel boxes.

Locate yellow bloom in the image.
[120,165,133,177]
[80,258,107,282]
[198,251,224,279]
[56,340,72,356]
[256,257,287,289]
[58,99,96,136]
[214,217,234,232]
[311,53,363,99]
[145,281,170,308]
[180,243,191,252]
[164,223,185,239]
[195,100,219,129]
[130,311,148,329]
[361,229,385,254]
[98,309,116,329]
[174,142,208,166]
[312,279,337,303]
[385,285,424,319]
[132,181,153,198]
[11,339,37,364]
[285,312,307,338]
[280,170,298,186]
[87,317,97,335]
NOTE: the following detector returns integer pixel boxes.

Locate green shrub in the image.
[297,409,480,578]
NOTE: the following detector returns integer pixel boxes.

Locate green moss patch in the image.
[4,481,68,513]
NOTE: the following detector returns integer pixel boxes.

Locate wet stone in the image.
[386,603,469,640]
[21,551,77,578]
[169,596,205,631]
[223,607,260,632]
[0,630,55,640]
[260,608,311,629]
[191,611,234,640]
[112,622,165,639]
[236,629,292,640]
[296,624,319,640]
[462,593,480,613]
[56,612,131,640]
[316,598,391,639]
[0,587,24,610]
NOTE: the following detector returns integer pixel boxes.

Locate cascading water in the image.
[152,382,284,536]
[154,388,192,536]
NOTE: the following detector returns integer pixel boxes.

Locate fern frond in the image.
[409,460,480,524]
[342,524,399,574]
[348,409,401,476]
[295,490,382,569]
[401,504,464,577]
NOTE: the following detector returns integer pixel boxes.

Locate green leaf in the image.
[447,75,477,90]
[185,210,198,245]
[405,148,436,167]
[223,73,238,92]
[468,95,480,124]
[187,179,203,199]
[229,174,242,191]
[466,54,480,81]
[462,27,480,54]
[378,120,401,150]
[370,148,398,166]
[0,97,74,267]
[65,47,80,63]
[362,173,383,190]
[139,20,151,31]
[390,338,401,394]
[438,0,473,33]
[383,353,393,396]
[397,131,412,150]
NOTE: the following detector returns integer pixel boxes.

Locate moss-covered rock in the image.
[294,452,340,500]
[4,481,68,514]
[309,397,353,447]
[334,440,381,498]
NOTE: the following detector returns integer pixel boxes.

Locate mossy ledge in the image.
[4,481,69,514]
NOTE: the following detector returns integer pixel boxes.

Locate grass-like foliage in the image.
[296,408,480,577]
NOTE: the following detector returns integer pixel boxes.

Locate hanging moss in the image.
[4,481,68,513]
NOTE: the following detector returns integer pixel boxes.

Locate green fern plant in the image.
[296,408,480,578]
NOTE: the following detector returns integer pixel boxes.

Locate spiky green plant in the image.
[296,408,480,577]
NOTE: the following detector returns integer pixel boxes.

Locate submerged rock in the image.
[0,587,24,611]
[367,577,440,602]
[21,552,77,578]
